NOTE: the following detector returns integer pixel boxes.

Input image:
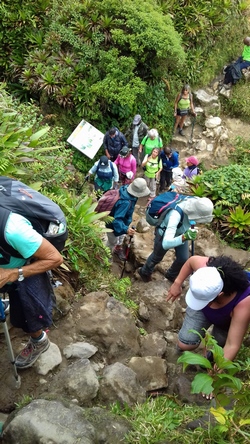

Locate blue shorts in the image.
[7,273,54,333]
[178,306,228,347]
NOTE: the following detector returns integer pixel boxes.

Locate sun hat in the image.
[185,267,224,310]
[183,197,214,223]
[127,178,150,198]
[133,114,142,125]
[119,147,130,157]
[186,156,199,166]
[172,167,183,180]
[99,155,109,166]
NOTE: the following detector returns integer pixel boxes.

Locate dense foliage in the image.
[188,164,250,249]
[0,0,248,139]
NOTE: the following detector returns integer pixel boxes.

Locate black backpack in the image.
[0,176,68,264]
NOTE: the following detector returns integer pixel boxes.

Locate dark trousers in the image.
[140,228,189,279]
[160,170,172,191]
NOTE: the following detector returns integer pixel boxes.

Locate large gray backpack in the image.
[0,176,67,264]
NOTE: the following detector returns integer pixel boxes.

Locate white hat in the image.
[127,178,150,197]
[126,171,133,179]
[172,167,183,180]
[183,197,214,223]
[185,267,224,310]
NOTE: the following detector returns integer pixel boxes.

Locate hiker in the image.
[114,147,137,185]
[138,128,163,161]
[159,147,179,191]
[0,213,63,369]
[106,178,150,260]
[223,36,250,87]
[141,148,163,200]
[182,156,200,180]
[173,84,196,136]
[103,127,128,162]
[169,167,187,194]
[137,196,214,282]
[125,114,148,165]
[87,155,119,192]
[167,255,250,398]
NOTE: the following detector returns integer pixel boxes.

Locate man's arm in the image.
[0,238,63,288]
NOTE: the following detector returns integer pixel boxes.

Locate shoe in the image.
[113,246,127,261]
[178,129,184,136]
[15,332,50,369]
[164,272,175,283]
[1,299,10,314]
[138,267,152,282]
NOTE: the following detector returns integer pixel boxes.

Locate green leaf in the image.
[177,351,212,369]
[190,373,214,395]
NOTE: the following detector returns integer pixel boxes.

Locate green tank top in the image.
[178,97,190,110]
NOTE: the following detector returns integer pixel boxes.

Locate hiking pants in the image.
[160,170,172,190]
[140,228,189,278]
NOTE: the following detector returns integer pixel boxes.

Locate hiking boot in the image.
[164,272,175,283]
[138,267,152,282]
[178,128,185,136]
[113,245,127,261]
[1,299,10,314]
[15,332,50,369]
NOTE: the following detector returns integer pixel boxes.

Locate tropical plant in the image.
[178,331,250,443]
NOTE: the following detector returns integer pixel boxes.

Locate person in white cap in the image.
[125,115,148,166]
[167,255,250,394]
[106,178,150,260]
[138,196,214,282]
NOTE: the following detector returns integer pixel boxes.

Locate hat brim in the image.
[127,183,150,198]
[185,288,213,311]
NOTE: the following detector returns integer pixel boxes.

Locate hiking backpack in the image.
[0,176,68,263]
[96,160,114,180]
[95,189,120,214]
[146,191,189,227]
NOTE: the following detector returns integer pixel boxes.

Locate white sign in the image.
[67,119,104,159]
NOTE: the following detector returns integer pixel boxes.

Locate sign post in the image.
[67,119,104,159]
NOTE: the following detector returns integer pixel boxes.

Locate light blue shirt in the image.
[161,202,191,250]
[1,213,43,268]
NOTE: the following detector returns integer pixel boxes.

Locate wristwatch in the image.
[18,268,25,282]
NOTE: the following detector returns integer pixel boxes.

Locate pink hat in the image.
[186,156,199,166]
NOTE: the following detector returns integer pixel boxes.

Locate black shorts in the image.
[177,108,189,116]
[7,273,54,333]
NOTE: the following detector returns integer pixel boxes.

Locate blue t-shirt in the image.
[1,212,43,269]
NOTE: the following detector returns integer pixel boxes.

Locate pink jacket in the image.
[114,154,137,178]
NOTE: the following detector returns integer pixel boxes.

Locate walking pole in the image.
[0,296,21,389]
[120,226,135,279]
[190,222,196,256]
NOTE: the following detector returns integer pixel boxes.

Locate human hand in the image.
[166,282,182,302]
[85,175,90,181]
[183,228,198,241]
[127,226,136,236]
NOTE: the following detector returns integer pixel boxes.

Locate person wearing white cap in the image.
[167,255,250,369]
[106,178,150,260]
[138,196,214,282]
[125,115,148,166]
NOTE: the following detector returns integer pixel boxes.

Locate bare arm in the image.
[166,255,208,302]
[0,238,63,288]
[223,297,250,361]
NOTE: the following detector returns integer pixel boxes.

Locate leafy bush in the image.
[188,164,250,249]
[221,82,250,122]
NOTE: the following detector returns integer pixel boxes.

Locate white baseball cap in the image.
[185,267,224,310]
